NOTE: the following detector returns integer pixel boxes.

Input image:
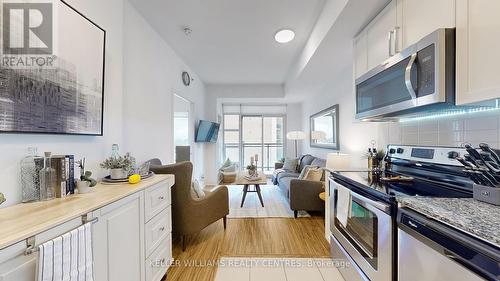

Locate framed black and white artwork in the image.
[0,0,106,135]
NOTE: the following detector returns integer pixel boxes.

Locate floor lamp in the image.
[286,131,306,158]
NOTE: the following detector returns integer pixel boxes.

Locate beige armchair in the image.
[148,160,229,251]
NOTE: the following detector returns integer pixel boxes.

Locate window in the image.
[223,114,284,173]
[223,114,240,164]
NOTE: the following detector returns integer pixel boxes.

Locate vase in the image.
[77,180,92,194]
[248,169,256,177]
[110,168,128,180]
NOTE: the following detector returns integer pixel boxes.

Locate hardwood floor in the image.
[165,216,330,281]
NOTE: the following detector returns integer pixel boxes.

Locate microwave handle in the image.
[405,53,417,99]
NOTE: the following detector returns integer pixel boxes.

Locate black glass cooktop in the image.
[332,171,473,200]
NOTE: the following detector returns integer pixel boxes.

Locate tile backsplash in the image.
[381,111,500,149]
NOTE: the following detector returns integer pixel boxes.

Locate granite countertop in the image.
[397,197,500,248]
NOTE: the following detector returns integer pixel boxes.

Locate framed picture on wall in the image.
[0,0,106,135]
[310,104,339,150]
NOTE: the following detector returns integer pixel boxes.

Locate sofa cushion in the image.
[299,155,315,172]
[298,165,314,180]
[278,176,294,197]
[310,158,326,168]
[191,179,205,200]
[304,167,323,182]
[277,171,300,182]
[282,158,299,171]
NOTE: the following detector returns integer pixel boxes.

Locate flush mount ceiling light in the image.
[274,29,295,43]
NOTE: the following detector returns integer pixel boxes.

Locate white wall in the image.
[122,1,206,180]
[202,84,300,184]
[0,0,206,208]
[300,60,382,168]
[0,0,124,207]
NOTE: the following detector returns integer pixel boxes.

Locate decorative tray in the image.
[102,171,155,183]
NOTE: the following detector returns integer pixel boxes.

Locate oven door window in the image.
[335,198,379,269]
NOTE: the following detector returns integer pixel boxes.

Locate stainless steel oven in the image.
[355,28,455,121]
[329,178,393,281]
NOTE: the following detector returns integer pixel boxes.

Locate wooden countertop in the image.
[0,174,174,250]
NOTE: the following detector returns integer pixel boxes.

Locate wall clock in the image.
[182,71,191,86]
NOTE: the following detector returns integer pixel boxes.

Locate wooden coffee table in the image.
[227,172,267,207]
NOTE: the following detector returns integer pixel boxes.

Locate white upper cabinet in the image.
[366,0,398,70]
[397,0,456,49]
[353,30,368,79]
[355,0,456,78]
[456,0,500,105]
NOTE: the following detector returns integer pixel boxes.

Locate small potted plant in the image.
[100,153,136,179]
[0,192,5,205]
[76,158,97,193]
[246,163,257,177]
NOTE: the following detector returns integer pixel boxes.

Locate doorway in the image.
[173,94,193,162]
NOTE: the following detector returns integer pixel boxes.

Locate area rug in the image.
[226,184,310,218]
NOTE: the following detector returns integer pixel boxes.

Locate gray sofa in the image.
[272,154,326,218]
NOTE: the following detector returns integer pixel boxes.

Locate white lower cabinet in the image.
[94,180,173,281]
[0,177,173,281]
[93,192,145,281]
[145,234,172,281]
[0,216,88,281]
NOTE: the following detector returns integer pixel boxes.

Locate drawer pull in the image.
[159,226,165,232]
[158,196,165,200]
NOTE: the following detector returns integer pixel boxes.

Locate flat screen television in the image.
[195,120,220,143]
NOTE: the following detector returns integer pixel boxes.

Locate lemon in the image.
[128,174,141,184]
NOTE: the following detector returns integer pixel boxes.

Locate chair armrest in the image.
[192,185,229,212]
[289,179,324,211]
[275,162,284,169]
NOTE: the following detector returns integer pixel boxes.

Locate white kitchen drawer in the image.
[145,235,172,281]
[145,206,171,257]
[145,182,171,222]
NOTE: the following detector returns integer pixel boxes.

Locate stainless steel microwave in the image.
[355,29,456,121]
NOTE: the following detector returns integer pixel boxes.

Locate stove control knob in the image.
[389,148,396,154]
[397,148,404,154]
[448,151,459,159]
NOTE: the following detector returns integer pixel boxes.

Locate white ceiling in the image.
[129,0,326,85]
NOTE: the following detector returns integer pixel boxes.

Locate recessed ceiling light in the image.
[274,29,295,43]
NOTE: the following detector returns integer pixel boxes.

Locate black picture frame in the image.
[0,0,106,136]
[310,104,340,150]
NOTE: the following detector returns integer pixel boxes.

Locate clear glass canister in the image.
[39,152,56,201]
[20,147,40,202]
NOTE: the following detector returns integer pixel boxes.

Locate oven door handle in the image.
[350,190,390,213]
[333,179,390,213]
[405,53,418,100]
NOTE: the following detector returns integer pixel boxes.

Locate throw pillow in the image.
[191,179,205,199]
[221,164,236,173]
[298,165,313,179]
[304,167,324,182]
[220,158,233,170]
[282,158,299,171]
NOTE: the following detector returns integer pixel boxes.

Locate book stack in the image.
[34,155,75,198]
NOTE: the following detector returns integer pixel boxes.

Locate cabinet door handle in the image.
[159,226,165,231]
[158,196,165,200]
[388,30,394,56]
[393,26,400,53]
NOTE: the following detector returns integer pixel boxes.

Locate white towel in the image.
[37,223,94,281]
[336,184,352,228]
